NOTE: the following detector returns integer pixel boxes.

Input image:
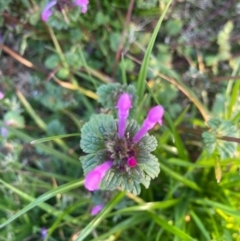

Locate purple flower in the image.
[1,127,7,138]
[91,204,104,215]
[41,0,57,22]
[40,227,47,239]
[116,93,132,138]
[127,157,137,167]
[1,121,11,138]
[0,91,4,100]
[84,161,113,191]
[133,105,164,143]
[74,0,89,13]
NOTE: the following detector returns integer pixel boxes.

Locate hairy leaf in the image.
[202,118,239,160]
[80,114,116,153]
[97,83,137,111]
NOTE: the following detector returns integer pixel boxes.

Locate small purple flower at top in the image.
[84,161,113,191]
[74,0,89,13]
[41,0,57,22]
[0,91,4,100]
[40,227,47,240]
[91,204,104,216]
[1,127,7,138]
[116,93,132,138]
[133,105,164,143]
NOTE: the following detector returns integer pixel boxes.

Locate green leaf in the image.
[47,119,66,135]
[165,19,183,36]
[80,114,116,153]
[97,83,137,111]
[110,32,121,51]
[137,0,173,99]
[202,118,239,160]
[139,154,160,179]
[57,67,70,79]
[0,0,11,12]
[202,132,217,154]
[80,150,109,174]
[44,54,60,69]
[65,52,82,68]
[102,152,160,195]
[95,12,110,25]
[4,111,25,128]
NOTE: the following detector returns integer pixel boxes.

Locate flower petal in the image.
[41,0,57,22]
[84,161,113,191]
[133,105,164,143]
[74,0,89,13]
[91,204,104,215]
[116,93,132,138]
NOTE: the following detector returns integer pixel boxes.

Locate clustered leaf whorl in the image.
[80,84,164,195]
[97,83,137,112]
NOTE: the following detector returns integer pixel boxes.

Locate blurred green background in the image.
[0,0,240,240]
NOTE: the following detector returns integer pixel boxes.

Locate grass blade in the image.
[75,192,126,241]
[0,179,83,228]
[137,0,173,99]
[190,210,211,240]
[160,163,202,192]
[30,133,80,144]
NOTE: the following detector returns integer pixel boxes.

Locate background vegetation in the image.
[0,0,240,240]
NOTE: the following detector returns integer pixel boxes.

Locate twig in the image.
[178,126,240,144]
[111,0,135,76]
[0,43,45,73]
[211,75,240,83]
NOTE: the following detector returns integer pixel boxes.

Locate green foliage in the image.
[30,76,82,111]
[80,114,116,153]
[44,54,60,69]
[0,0,11,12]
[217,21,233,60]
[165,19,183,36]
[97,83,138,111]
[80,113,160,195]
[4,111,25,128]
[202,118,239,160]
[47,119,66,135]
[95,12,110,26]
[1,0,240,240]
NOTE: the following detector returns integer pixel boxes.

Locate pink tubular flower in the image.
[41,0,57,22]
[0,91,4,100]
[133,105,164,143]
[91,204,104,216]
[84,161,113,191]
[116,93,132,138]
[74,0,89,13]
